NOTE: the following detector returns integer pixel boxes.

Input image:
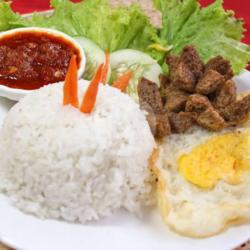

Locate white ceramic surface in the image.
[0,27,86,101]
[0,71,250,250]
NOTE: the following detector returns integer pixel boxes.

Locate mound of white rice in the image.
[0,80,155,223]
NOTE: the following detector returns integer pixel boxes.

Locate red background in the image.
[11,0,250,45]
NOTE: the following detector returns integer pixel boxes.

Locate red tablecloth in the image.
[11,0,250,45]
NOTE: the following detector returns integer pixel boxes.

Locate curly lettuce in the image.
[154,0,250,73]
[0,1,21,31]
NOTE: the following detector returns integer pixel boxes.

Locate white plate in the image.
[1,71,250,250]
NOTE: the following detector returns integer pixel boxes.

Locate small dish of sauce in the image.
[0,27,85,100]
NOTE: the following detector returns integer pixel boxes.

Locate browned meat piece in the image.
[160,74,171,90]
[205,56,233,80]
[141,47,240,135]
[164,85,188,112]
[138,78,163,113]
[168,112,194,133]
[166,55,179,85]
[172,61,196,92]
[138,77,171,138]
[147,112,171,138]
[220,94,250,125]
[213,79,237,109]
[160,74,171,104]
[196,107,226,131]
[185,94,212,113]
[166,55,179,71]
[180,45,204,80]
[196,69,225,95]
[186,94,226,131]
[155,113,172,138]
[166,54,196,92]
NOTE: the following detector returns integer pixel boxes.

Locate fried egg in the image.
[152,113,250,238]
[178,131,250,189]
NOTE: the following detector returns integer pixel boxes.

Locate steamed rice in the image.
[0,80,155,223]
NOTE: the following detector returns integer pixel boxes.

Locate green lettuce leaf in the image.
[70,0,166,59]
[8,0,81,35]
[0,1,21,31]
[154,0,250,73]
[71,0,151,51]
[42,0,80,36]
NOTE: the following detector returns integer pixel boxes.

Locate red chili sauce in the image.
[0,32,81,90]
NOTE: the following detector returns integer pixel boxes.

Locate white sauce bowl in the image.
[0,27,85,101]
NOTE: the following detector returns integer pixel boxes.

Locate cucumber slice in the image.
[74,37,110,81]
[110,49,162,102]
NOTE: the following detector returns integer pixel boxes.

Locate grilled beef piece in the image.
[186,94,225,130]
[166,55,179,72]
[138,78,171,137]
[168,112,194,133]
[138,77,163,113]
[147,112,171,138]
[205,56,233,80]
[180,45,204,80]
[213,79,237,109]
[167,55,196,93]
[160,74,171,90]
[138,46,246,137]
[220,94,250,125]
[155,112,171,138]
[196,69,225,95]
[172,61,196,93]
[185,94,212,113]
[196,107,226,131]
[164,85,188,112]
[166,55,179,86]
[160,74,171,104]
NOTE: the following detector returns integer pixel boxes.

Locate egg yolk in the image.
[178,132,250,189]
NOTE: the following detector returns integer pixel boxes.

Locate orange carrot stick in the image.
[80,64,104,114]
[112,70,132,92]
[63,55,79,108]
[100,51,110,84]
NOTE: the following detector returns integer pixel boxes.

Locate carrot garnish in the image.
[100,51,110,84]
[112,70,132,92]
[63,55,79,108]
[80,64,104,114]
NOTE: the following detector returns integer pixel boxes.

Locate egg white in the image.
[153,121,250,237]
